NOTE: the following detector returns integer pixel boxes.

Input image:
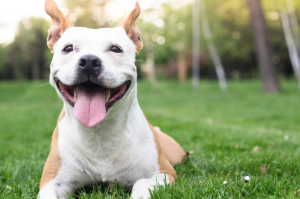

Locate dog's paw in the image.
[131,178,152,199]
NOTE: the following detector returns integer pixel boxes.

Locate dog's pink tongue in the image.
[73,85,107,127]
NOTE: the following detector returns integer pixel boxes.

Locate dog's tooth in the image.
[106,90,110,103]
[74,88,77,102]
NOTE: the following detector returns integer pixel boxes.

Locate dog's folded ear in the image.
[45,0,73,53]
[117,2,143,54]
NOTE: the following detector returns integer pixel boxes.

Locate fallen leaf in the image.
[260,164,267,174]
[109,183,113,193]
[252,146,259,153]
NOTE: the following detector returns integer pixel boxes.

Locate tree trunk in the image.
[177,43,186,83]
[247,0,280,92]
[201,0,227,91]
[31,62,40,80]
[285,0,300,58]
[280,10,300,90]
[142,43,157,90]
[192,0,200,91]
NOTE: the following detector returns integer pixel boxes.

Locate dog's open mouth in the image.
[54,78,131,127]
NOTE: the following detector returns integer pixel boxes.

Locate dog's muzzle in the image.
[53,55,132,127]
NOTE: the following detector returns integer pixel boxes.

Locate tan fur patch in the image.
[153,126,186,165]
[40,109,65,190]
[45,0,73,52]
[116,2,143,54]
[146,120,177,182]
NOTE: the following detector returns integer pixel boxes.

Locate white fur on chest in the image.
[55,98,159,189]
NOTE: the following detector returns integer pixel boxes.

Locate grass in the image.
[0,80,300,198]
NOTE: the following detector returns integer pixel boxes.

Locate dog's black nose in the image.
[77,54,102,75]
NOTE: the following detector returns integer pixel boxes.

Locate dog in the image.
[39,0,190,198]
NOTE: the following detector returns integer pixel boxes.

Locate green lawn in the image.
[0,80,299,198]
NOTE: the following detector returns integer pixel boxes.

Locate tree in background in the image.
[248,0,280,92]
[0,45,9,79]
[64,0,109,28]
[2,18,50,80]
[201,0,227,91]
[0,0,299,87]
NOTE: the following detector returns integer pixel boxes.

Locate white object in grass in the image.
[284,135,289,140]
[244,176,250,182]
[223,181,227,185]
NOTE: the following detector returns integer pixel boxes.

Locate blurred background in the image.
[0,0,300,92]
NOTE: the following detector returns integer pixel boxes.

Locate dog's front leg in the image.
[38,181,74,199]
[131,173,174,199]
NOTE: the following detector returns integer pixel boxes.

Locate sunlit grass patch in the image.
[0,80,299,198]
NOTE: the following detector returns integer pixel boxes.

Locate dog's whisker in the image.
[135,60,146,63]
[39,83,51,87]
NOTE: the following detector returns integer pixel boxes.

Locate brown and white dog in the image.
[39,0,189,198]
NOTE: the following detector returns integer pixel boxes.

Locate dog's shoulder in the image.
[145,118,177,182]
[40,109,65,189]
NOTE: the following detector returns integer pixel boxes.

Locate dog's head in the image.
[45,0,143,127]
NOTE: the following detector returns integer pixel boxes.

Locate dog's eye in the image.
[63,45,73,53]
[111,46,122,53]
